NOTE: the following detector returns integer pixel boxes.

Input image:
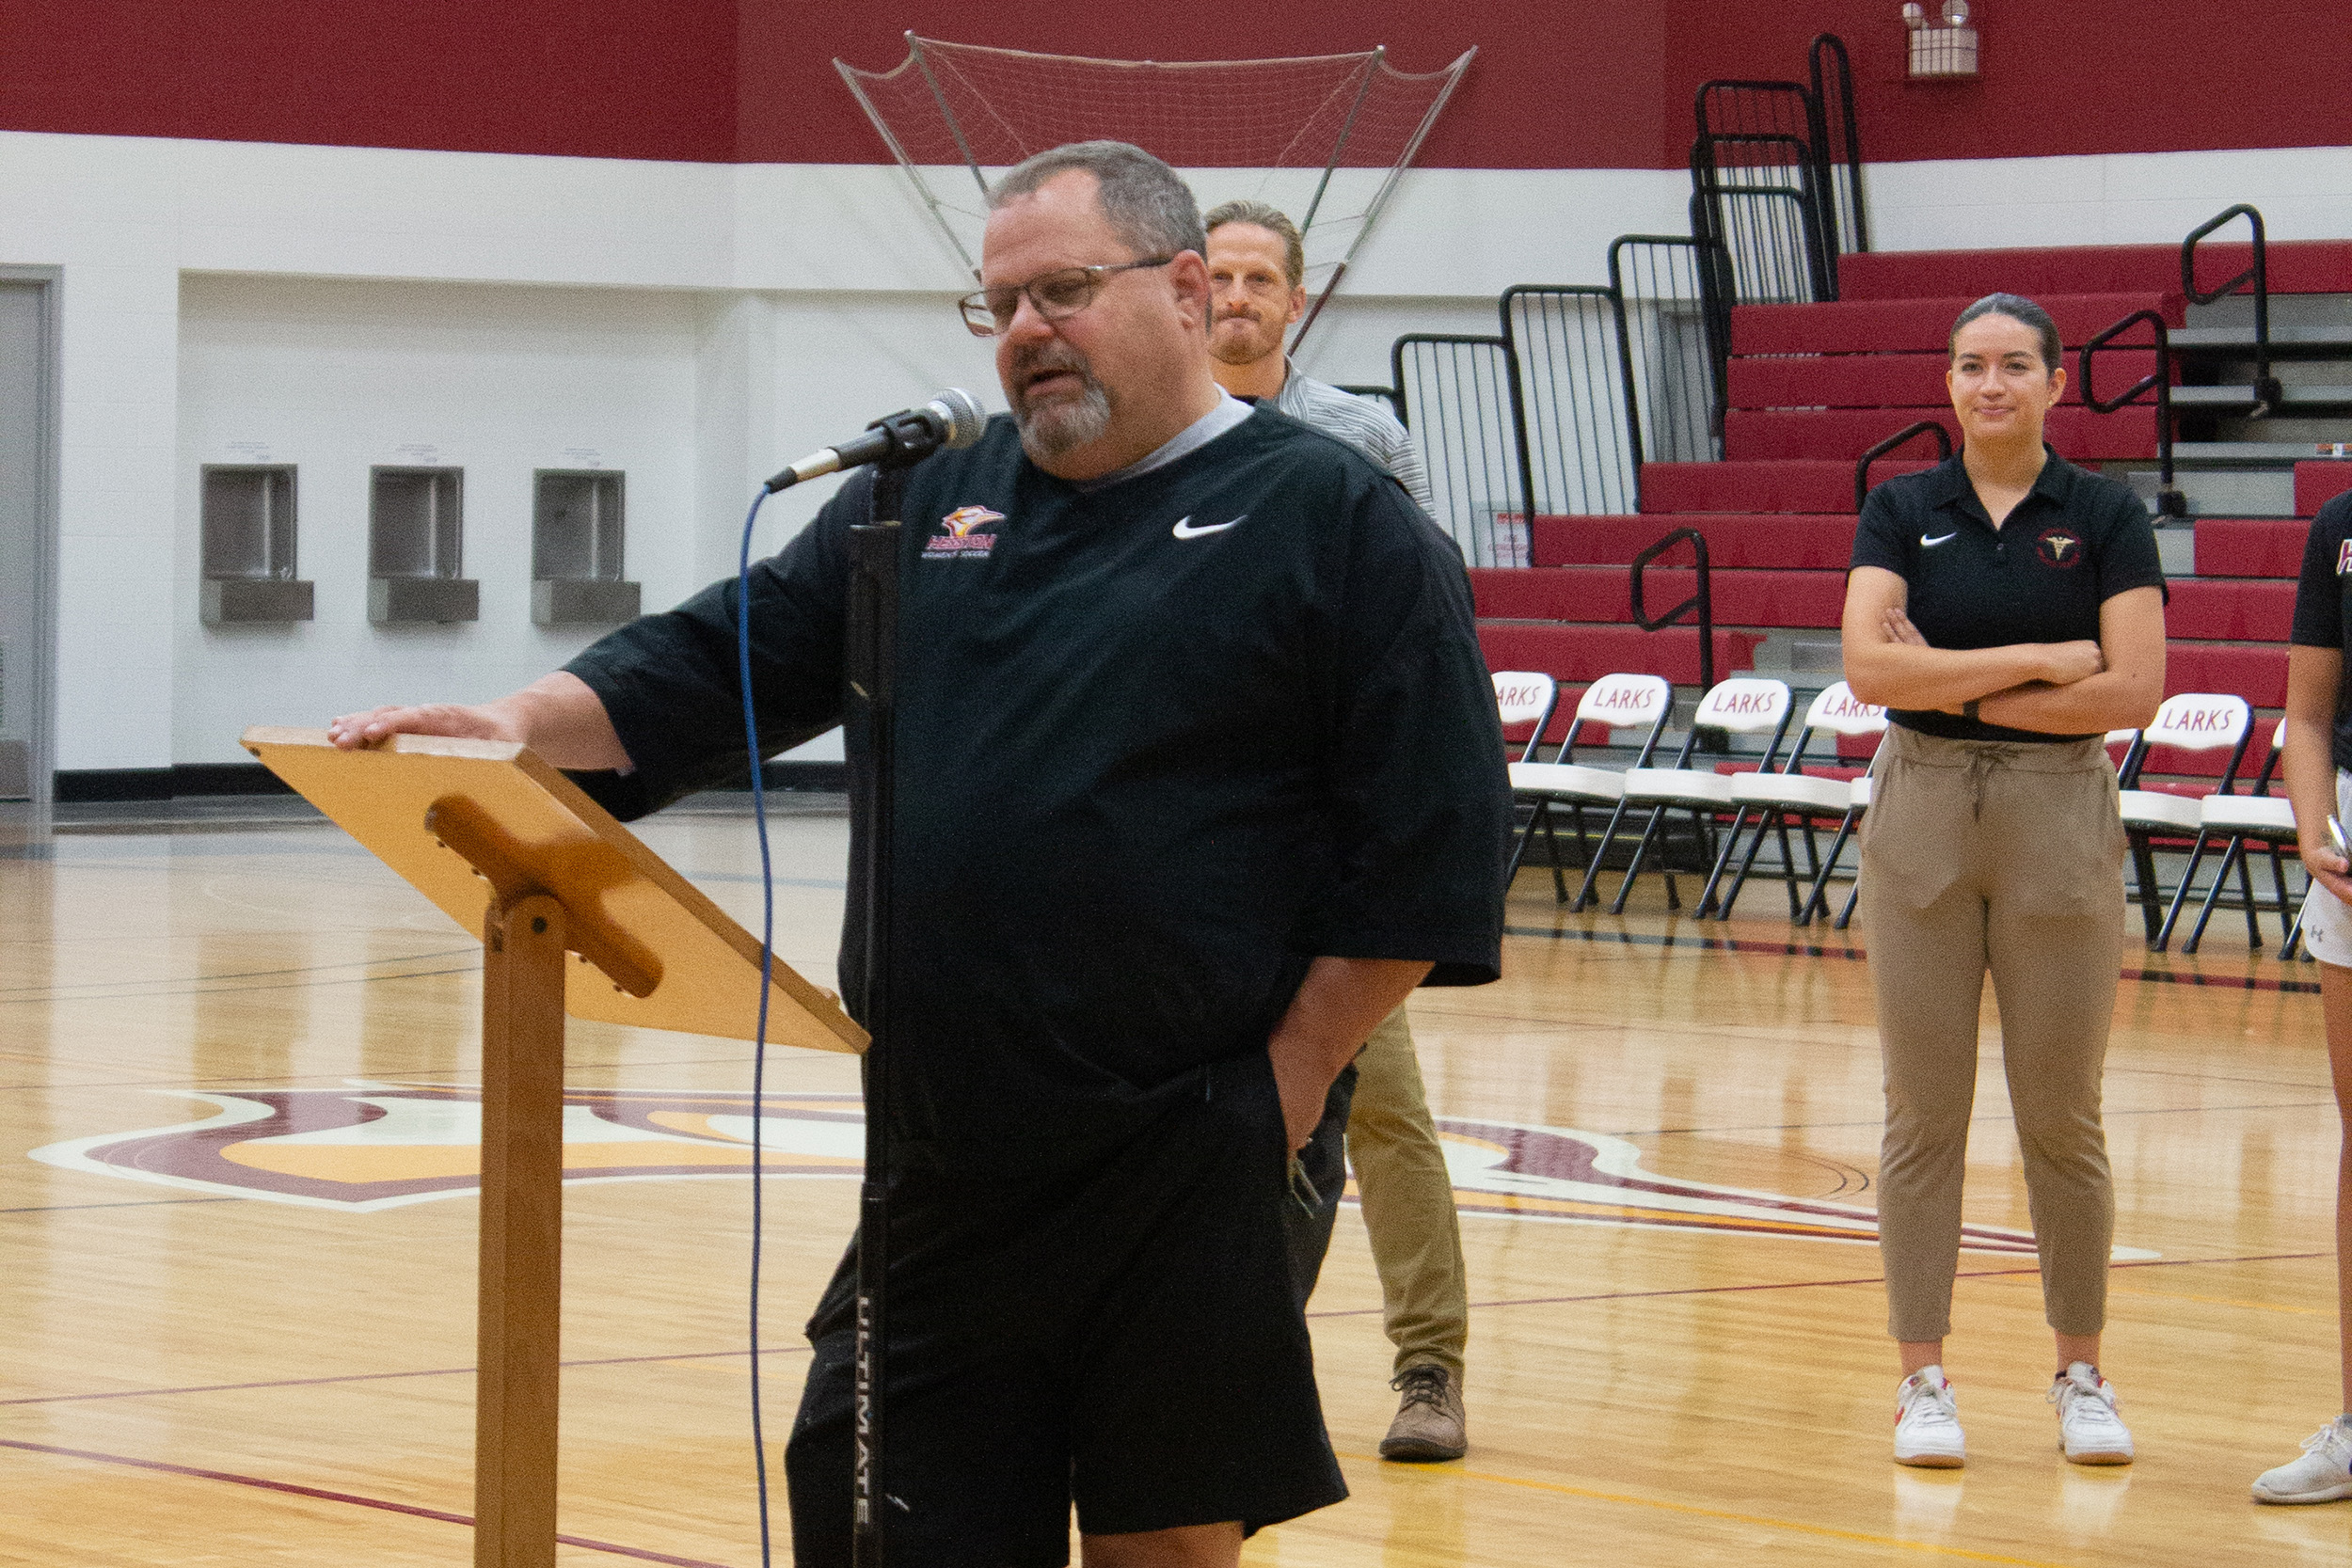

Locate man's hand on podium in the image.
[327,672,632,772]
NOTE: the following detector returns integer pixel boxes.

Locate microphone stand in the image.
[843,408,941,1568]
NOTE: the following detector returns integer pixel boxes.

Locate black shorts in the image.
[784,1050,1348,1568]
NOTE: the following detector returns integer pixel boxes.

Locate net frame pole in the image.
[1291,46,1476,356]
[1295,49,1383,238]
[907,33,994,203]
[834,56,981,279]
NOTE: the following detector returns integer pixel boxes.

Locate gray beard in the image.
[1015,378,1114,462]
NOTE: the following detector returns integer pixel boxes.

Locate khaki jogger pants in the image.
[1347,1006,1470,1378]
[1859,726,2127,1342]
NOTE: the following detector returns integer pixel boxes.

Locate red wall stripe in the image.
[0,3,2343,170]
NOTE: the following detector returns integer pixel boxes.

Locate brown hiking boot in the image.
[1379,1364,1467,1462]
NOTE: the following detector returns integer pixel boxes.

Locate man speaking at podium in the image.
[329,140,1510,1568]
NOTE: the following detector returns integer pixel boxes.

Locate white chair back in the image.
[1692,677,1791,735]
[1492,671,1557,730]
[1574,673,1672,730]
[1801,682,1887,737]
[2143,692,2250,752]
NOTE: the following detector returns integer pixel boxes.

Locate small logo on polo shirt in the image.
[1172,514,1246,541]
[1920,531,1957,547]
[924,505,1003,560]
[2035,528,2082,568]
[2337,539,2351,576]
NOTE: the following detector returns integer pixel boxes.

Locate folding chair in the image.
[1825,770,1874,930]
[1704,681,1888,923]
[2115,693,2253,952]
[2177,717,2300,956]
[1507,673,1675,903]
[1494,671,1564,889]
[1601,677,1794,916]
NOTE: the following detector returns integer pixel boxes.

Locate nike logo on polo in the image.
[1921,532,1957,546]
[1172,515,1246,540]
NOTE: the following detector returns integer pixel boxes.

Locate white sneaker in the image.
[2253,1418,2352,1504]
[2049,1362,2133,1465]
[1894,1367,1965,1467]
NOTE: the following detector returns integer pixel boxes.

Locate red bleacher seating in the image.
[1726,350,2157,410]
[1532,514,1857,570]
[1643,460,1936,515]
[1478,624,1767,689]
[2166,643,2287,709]
[2193,517,2306,578]
[1471,565,1844,630]
[1731,293,2182,356]
[1724,404,2158,463]
[1475,241,2352,774]
[1835,242,2352,302]
[2296,461,2352,518]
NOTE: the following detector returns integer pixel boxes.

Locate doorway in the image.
[0,273,57,804]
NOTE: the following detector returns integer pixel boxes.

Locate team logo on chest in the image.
[2034,527,2083,568]
[924,504,1004,561]
[2337,539,2352,576]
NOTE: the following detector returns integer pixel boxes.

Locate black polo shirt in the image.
[562,405,1512,1170]
[2290,491,2352,770]
[1851,448,2164,742]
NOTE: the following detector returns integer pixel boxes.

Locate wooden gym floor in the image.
[5,796,2349,1566]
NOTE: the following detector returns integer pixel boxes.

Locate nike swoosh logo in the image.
[1921,532,1957,546]
[1172,515,1246,541]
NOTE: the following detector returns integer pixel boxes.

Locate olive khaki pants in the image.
[1346,1006,1470,1378]
[1860,727,2125,1343]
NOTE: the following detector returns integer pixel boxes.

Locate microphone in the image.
[763,388,988,493]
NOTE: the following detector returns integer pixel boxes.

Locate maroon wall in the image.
[1667,1,2352,166]
[0,2,2344,168]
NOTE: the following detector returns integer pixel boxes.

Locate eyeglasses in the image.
[959,256,1173,338]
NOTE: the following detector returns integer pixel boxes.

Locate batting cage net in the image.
[836,35,1474,342]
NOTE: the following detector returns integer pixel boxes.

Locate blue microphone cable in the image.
[735,485,779,1568]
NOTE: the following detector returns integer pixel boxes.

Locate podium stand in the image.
[242,726,866,1568]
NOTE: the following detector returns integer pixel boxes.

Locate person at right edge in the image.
[2254,482,2352,1503]
[1840,292,2165,1470]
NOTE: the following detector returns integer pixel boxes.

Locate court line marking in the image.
[0,1342,816,1407]
[1501,924,2323,994]
[0,1196,239,1215]
[0,963,484,1007]
[0,1437,728,1566]
[1331,1449,2079,1566]
[0,943,482,996]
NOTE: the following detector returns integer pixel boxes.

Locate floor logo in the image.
[27,1089,2153,1256]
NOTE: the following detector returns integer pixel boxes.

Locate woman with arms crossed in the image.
[2257,486,2352,1503]
[1841,293,2165,1468]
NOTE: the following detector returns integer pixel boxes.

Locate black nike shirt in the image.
[1850,449,2164,742]
[564,405,1511,1164]
[2289,490,2352,771]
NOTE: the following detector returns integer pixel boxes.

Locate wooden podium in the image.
[242,726,866,1568]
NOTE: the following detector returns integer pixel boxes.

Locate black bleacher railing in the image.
[1692,132,1832,306]
[1806,32,1867,262]
[1629,526,1716,695]
[1853,420,1952,512]
[1391,334,1537,567]
[2080,309,2185,516]
[1368,34,1865,534]
[2183,202,2280,417]
[1500,285,1640,516]
[1610,233,1731,463]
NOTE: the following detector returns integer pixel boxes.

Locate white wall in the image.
[4,128,2346,771]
